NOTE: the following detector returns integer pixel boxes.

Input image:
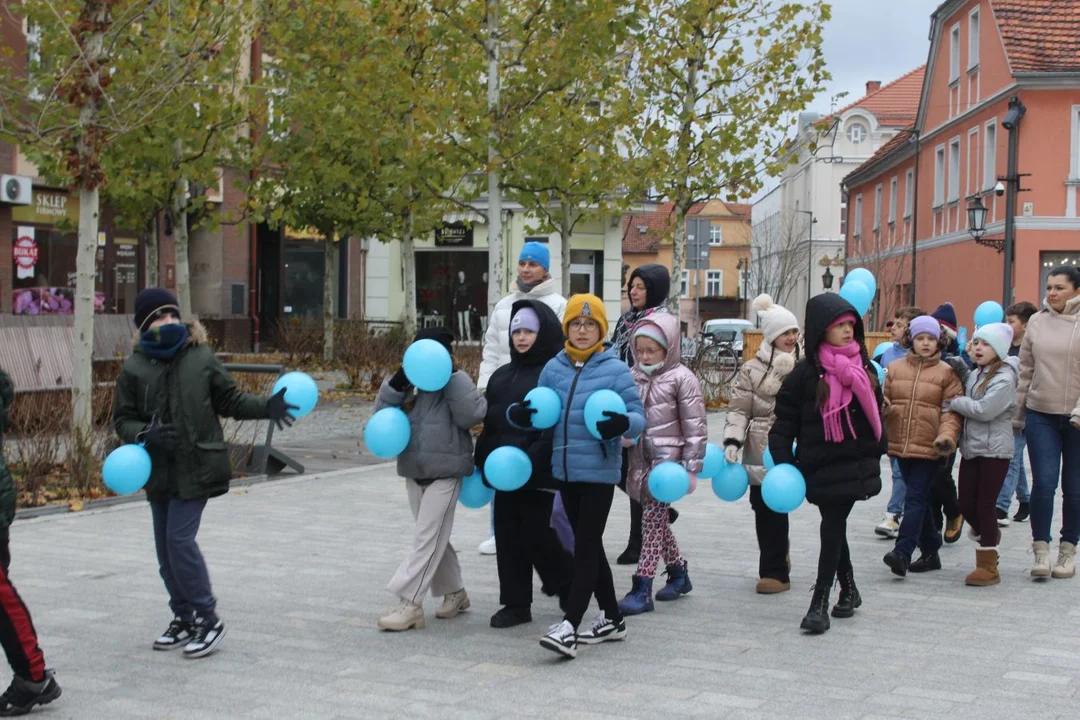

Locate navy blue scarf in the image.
[140,323,189,361]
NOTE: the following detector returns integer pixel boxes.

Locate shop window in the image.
[11,225,104,315]
[1041,252,1080,295]
[415,249,489,340]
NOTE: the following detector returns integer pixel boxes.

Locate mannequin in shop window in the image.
[454,271,472,342]
[474,272,490,336]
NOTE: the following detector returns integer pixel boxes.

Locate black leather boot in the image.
[617,499,643,565]
[799,582,831,634]
[831,567,862,619]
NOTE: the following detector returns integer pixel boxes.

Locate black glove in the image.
[267,387,299,430]
[388,366,412,392]
[507,400,536,429]
[139,420,179,452]
[596,411,630,440]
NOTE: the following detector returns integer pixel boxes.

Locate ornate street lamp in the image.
[967,196,988,242]
[821,267,834,291]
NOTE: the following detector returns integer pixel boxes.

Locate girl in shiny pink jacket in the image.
[617,313,708,615]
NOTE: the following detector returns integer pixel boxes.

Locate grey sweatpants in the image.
[388,478,464,605]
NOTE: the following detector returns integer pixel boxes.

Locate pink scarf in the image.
[817,341,882,444]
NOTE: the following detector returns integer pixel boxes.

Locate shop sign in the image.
[13,226,38,279]
[11,189,80,226]
[435,222,473,247]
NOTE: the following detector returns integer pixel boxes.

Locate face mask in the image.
[639,361,663,376]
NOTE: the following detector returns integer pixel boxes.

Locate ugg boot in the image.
[378,600,425,631]
[617,575,654,616]
[799,583,830,634]
[655,560,693,601]
[755,578,791,594]
[831,567,862,618]
[1031,541,1052,578]
[965,547,1001,586]
[1052,542,1077,579]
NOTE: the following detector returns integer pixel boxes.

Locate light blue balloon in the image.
[483,446,532,491]
[872,341,893,359]
[700,443,723,479]
[364,407,411,458]
[583,389,627,440]
[524,387,561,429]
[871,360,885,385]
[712,462,748,502]
[102,444,151,495]
[762,463,807,514]
[403,338,453,392]
[763,447,776,470]
[272,371,319,418]
[839,280,873,317]
[647,461,690,503]
[459,467,494,509]
[974,301,1004,327]
[845,268,877,297]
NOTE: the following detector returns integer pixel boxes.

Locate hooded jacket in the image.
[769,294,888,505]
[112,322,271,502]
[0,369,16,526]
[478,278,567,390]
[612,264,671,363]
[1015,294,1080,429]
[474,300,564,491]
[723,342,798,486]
[883,350,964,460]
[950,357,1019,459]
[625,313,708,503]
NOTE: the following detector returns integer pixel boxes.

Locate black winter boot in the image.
[799,583,831,634]
[617,499,643,565]
[831,567,862,619]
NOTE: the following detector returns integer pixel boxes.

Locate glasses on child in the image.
[568,320,598,331]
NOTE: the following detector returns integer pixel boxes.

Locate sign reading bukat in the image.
[13,226,38,279]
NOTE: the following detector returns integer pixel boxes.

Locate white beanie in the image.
[753,294,800,345]
[973,322,1013,361]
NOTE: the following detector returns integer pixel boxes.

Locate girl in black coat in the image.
[770,294,888,634]
[474,300,575,628]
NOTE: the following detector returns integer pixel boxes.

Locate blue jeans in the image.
[887,457,906,515]
[894,458,943,560]
[996,432,1030,512]
[150,498,215,618]
[1026,410,1080,545]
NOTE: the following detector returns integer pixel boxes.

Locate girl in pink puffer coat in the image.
[618,313,707,615]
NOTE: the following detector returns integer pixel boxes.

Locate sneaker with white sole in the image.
[378,600,425,631]
[478,536,497,555]
[539,620,577,658]
[183,615,227,658]
[153,616,194,651]
[576,613,627,645]
[996,507,1011,527]
[875,513,900,539]
[435,589,470,619]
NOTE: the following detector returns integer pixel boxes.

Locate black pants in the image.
[0,527,46,682]
[559,482,621,628]
[749,486,790,583]
[931,452,961,531]
[617,448,643,549]
[816,501,855,589]
[494,489,574,608]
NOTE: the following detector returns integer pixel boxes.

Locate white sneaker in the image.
[539,620,577,658]
[1031,541,1052,578]
[1052,542,1076,579]
[576,613,627,645]
[183,615,227,659]
[435,589,470,619]
[875,513,900,539]
[378,600,425,631]
[478,536,497,555]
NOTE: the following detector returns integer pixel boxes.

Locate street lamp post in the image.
[795,210,817,303]
[736,256,749,318]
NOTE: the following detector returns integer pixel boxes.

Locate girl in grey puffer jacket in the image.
[947,323,1018,587]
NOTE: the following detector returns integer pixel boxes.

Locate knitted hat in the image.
[932,302,958,332]
[510,307,541,334]
[632,323,668,350]
[752,294,799,345]
[519,241,550,271]
[416,326,454,354]
[563,293,608,338]
[909,315,941,340]
[134,288,181,332]
[973,322,1013,361]
[827,312,857,331]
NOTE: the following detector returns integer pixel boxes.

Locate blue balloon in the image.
[647,461,690,503]
[762,463,807,513]
[871,360,885,385]
[872,341,893,359]
[839,280,873,317]
[102,444,151,495]
[524,387,561,429]
[459,467,494,509]
[403,339,453,392]
[957,326,968,350]
[700,443,723,479]
[272,371,319,418]
[845,268,877,297]
[583,389,627,440]
[364,407,411,458]
[483,446,532,491]
[974,301,1003,327]
[763,447,776,470]
[712,462,748,502]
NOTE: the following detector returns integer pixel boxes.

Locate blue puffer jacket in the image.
[538,346,646,484]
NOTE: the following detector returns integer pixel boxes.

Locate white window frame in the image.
[904,168,914,218]
[681,270,690,298]
[708,224,723,246]
[706,270,723,297]
[847,122,867,145]
[949,23,961,83]
[948,137,961,203]
[967,126,980,197]
[888,177,898,224]
[968,8,980,70]
[854,194,863,236]
[873,184,882,230]
[934,145,946,207]
[983,120,997,191]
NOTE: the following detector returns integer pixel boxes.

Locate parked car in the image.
[700,318,754,354]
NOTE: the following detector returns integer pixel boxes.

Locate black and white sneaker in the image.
[539,620,577,659]
[576,613,627,645]
[153,616,194,651]
[0,670,61,716]
[183,615,227,659]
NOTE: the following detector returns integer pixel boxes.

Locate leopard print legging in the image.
[637,498,683,578]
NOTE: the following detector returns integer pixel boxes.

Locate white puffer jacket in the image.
[477,278,567,390]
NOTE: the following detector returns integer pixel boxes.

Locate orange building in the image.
[843,0,1080,331]
[622,200,752,333]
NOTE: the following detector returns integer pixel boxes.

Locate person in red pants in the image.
[0,368,61,716]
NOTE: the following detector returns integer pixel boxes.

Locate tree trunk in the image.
[668,40,700,318]
[560,201,573,297]
[322,235,337,362]
[143,216,159,287]
[485,0,504,313]
[171,141,192,316]
[669,203,687,316]
[402,208,418,337]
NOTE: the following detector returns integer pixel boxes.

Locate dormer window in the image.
[847,122,868,145]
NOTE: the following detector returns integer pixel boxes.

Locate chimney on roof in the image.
[866,80,881,95]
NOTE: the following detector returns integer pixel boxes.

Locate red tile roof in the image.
[621,201,749,254]
[824,66,926,128]
[991,0,1080,73]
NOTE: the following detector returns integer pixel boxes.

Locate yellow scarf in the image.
[564,340,605,365]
